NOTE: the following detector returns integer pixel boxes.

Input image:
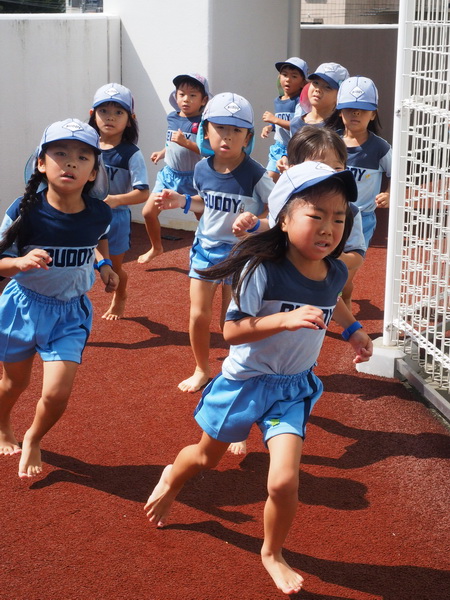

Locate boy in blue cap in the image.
[155,92,274,393]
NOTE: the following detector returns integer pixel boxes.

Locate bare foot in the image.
[144,465,175,527]
[18,435,42,479]
[178,369,209,393]
[0,423,21,456]
[261,551,304,595]
[228,440,247,455]
[102,295,127,320]
[137,247,163,265]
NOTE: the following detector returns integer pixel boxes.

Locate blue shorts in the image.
[108,208,131,256]
[0,280,92,364]
[266,141,287,173]
[361,211,377,249]
[194,369,323,445]
[189,238,233,283]
[152,165,197,196]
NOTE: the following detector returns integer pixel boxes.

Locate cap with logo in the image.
[92,83,134,113]
[169,72,212,110]
[25,118,109,200]
[336,76,378,111]
[309,63,349,90]
[197,92,255,156]
[275,57,309,79]
[268,161,357,226]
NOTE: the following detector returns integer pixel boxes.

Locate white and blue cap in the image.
[337,76,378,111]
[24,118,109,200]
[275,57,309,78]
[268,161,357,226]
[309,63,349,90]
[197,92,255,156]
[169,72,211,110]
[92,83,134,113]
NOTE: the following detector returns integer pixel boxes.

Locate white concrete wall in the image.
[0,14,120,216]
[104,0,290,228]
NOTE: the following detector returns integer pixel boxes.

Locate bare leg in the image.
[19,360,78,479]
[0,357,34,456]
[102,252,128,320]
[261,433,304,595]
[137,194,164,264]
[219,283,232,331]
[178,278,217,393]
[144,432,229,526]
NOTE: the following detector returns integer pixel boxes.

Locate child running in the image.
[261,57,309,182]
[0,119,118,479]
[138,73,210,265]
[145,161,372,595]
[229,126,366,456]
[155,92,273,393]
[89,83,149,320]
[289,62,349,137]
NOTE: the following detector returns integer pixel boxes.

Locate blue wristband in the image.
[183,195,192,214]
[341,321,363,341]
[95,258,113,271]
[247,219,261,233]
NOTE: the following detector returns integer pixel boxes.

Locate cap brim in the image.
[207,115,252,129]
[309,74,339,89]
[275,61,306,76]
[337,101,378,111]
[295,169,357,203]
[92,99,131,112]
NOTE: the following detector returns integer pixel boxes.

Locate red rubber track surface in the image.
[1,212,449,600]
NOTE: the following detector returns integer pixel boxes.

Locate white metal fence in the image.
[386,0,450,414]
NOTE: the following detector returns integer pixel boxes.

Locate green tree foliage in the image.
[0,0,65,13]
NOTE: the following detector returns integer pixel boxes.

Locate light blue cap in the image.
[337,76,378,111]
[197,92,255,156]
[25,118,109,201]
[169,72,212,110]
[268,161,357,226]
[275,57,309,78]
[309,63,349,90]
[93,83,134,113]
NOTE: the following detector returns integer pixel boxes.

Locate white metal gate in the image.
[385,0,450,416]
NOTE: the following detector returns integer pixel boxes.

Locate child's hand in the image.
[171,129,187,147]
[99,266,119,293]
[376,192,390,208]
[276,156,289,173]
[154,189,185,211]
[348,329,373,364]
[283,305,326,332]
[16,249,52,272]
[232,212,258,238]
[262,111,276,124]
[151,150,165,164]
[261,125,273,139]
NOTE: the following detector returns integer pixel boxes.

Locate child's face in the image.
[340,108,376,135]
[93,102,130,137]
[308,78,338,114]
[205,122,252,161]
[176,83,208,118]
[281,191,347,262]
[316,149,345,172]
[38,140,97,193]
[279,67,305,98]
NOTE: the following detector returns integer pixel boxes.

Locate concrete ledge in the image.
[356,336,405,378]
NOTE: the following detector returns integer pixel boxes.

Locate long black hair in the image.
[0,150,99,256]
[88,101,139,144]
[199,178,354,308]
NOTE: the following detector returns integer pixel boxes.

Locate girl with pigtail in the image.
[0,118,118,480]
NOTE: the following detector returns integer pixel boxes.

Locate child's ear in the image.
[201,96,208,108]
[89,109,94,117]
[370,111,377,121]
[88,168,98,182]
[244,130,253,149]
[37,156,46,173]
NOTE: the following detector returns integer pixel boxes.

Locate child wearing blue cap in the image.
[89,83,149,320]
[290,62,349,138]
[0,119,119,479]
[261,56,309,182]
[138,73,211,265]
[155,92,274,393]
[145,161,372,595]
[336,75,392,308]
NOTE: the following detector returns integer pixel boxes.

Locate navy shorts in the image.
[194,369,323,445]
[0,280,92,364]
